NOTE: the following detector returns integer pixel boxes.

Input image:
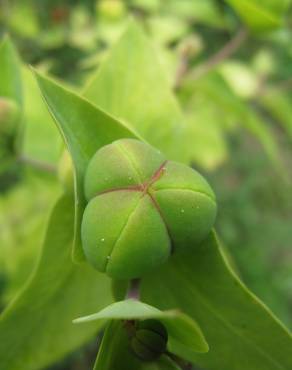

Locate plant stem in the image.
[177,27,248,86]
[126,279,141,300]
[19,155,57,174]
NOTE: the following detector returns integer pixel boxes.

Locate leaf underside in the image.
[74,298,209,357]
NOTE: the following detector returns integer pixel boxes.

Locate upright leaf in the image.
[83,20,188,163]
[35,72,139,261]
[0,194,113,370]
[141,231,292,370]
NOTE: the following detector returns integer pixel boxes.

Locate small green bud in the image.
[81,139,216,279]
[0,97,20,135]
[131,319,168,362]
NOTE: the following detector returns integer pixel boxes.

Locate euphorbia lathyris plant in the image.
[0,20,291,370]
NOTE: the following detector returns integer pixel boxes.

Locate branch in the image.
[256,77,292,97]
[182,27,248,84]
[19,155,57,174]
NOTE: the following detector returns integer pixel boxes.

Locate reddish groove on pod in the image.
[89,160,173,253]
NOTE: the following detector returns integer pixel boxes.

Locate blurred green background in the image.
[0,1,292,369]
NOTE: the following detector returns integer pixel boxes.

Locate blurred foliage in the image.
[0,0,292,369]
[0,169,60,307]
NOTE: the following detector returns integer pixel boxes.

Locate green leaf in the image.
[226,0,290,32]
[141,231,292,370]
[93,320,142,370]
[0,36,22,105]
[83,20,188,163]
[35,71,139,262]
[94,321,182,370]
[0,194,113,370]
[74,299,208,357]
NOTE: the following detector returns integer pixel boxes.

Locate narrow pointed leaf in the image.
[141,231,292,370]
[74,299,208,357]
[35,71,139,262]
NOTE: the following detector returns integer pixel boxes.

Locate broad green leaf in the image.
[226,0,290,32]
[74,299,208,356]
[35,71,139,262]
[94,321,182,370]
[0,36,22,105]
[141,231,292,370]
[83,20,188,163]
[0,194,113,370]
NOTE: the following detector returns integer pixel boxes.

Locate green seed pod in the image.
[0,97,20,135]
[81,138,216,279]
[131,319,168,362]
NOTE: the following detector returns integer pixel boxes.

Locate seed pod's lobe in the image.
[151,161,216,252]
[84,139,166,201]
[81,190,170,278]
[81,138,217,279]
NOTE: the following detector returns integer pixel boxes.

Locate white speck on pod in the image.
[181,209,185,213]
[101,238,105,242]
